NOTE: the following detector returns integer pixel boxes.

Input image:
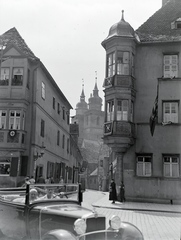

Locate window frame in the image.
[9,110,21,130]
[163,101,179,123]
[41,82,45,100]
[136,154,152,177]
[106,52,115,77]
[0,67,9,86]
[12,67,23,86]
[163,54,178,78]
[53,97,55,110]
[117,51,130,76]
[116,99,128,121]
[163,154,179,178]
[40,119,45,138]
[57,130,60,146]
[0,110,7,129]
[106,100,114,122]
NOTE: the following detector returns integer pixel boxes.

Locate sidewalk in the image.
[88,191,181,213]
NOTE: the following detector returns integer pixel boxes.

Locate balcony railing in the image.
[103,75,135,89]
[0,130,26,148]
[104,121,135,138]
[0,79,9,86]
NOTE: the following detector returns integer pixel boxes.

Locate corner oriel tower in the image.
[102,11,136,186]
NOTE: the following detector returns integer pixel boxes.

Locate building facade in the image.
[102,0,181,203]
[0,28,82,187]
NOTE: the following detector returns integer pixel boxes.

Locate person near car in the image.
[109,179,117,204]
[36,175,45,183]
[29,176,35,184]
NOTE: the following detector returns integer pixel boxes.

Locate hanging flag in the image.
[149,86,159,136]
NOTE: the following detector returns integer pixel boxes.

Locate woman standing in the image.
[109,179,117,203]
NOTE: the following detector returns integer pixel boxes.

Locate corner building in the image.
[102,0,181,202]
[0,28,81,186]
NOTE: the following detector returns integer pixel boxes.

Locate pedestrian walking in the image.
[36,175,45,183]
[109,179,117,204]
[29,176,35,184]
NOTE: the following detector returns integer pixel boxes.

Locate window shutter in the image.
[20,156,28,176]
[10,157,19,177]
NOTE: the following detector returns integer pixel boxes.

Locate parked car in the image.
[0,183,144,240]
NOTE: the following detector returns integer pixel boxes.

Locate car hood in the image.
[34,203,97,219]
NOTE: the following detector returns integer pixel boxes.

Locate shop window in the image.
[12,68,23,86]
[0,110,6,129]
[163,55,178,78]
[163,155,179,177]
[0,68,9,86]
[0,158,11,175]
[163,101,178,123]
[9,110,21,130]
[41,82,45,99]
[137,155,152,177]
[117,100,128,121]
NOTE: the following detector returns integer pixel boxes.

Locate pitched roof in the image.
[1,27,38,60]
[136,0,181,42]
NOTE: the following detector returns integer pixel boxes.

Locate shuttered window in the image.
[164,55,178,78]
[163,102,178,123]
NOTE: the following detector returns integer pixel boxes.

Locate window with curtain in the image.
[163,102,178,123]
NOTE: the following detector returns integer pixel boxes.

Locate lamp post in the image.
[33,143,46,178]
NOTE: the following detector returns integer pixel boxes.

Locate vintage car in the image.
[0,183,144,240]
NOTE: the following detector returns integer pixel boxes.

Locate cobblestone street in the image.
[82,190,181,240]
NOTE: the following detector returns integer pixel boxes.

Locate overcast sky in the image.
[0,0,162,116]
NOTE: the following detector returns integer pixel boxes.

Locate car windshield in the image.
[29,184,79,203]
[0,184,80,204]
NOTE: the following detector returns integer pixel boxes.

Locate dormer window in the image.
[171,18,181,29]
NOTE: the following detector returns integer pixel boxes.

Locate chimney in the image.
[162,0,170,6]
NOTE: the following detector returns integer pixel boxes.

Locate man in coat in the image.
[109,179,117,203]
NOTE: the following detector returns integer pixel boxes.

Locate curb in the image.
[92,203,181,214]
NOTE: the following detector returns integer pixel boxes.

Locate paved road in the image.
[82,190,181,240]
